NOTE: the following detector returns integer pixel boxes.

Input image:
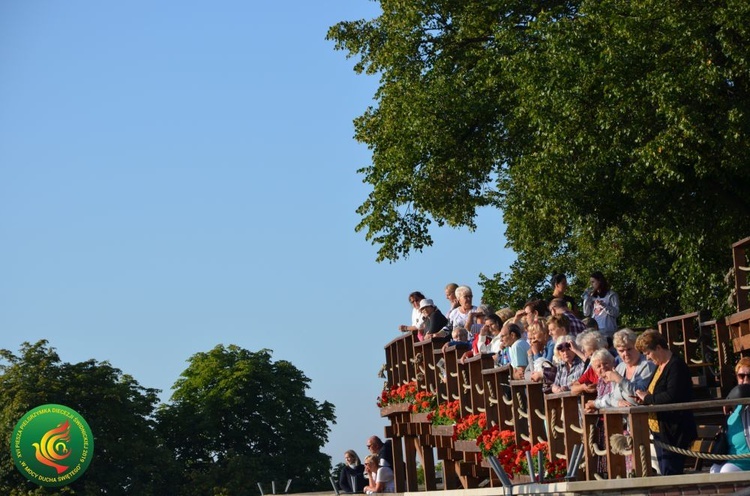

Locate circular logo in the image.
[11,404,94,487]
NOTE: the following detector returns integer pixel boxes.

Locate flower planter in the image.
[430,424,455,437]
[379,403,412,417]
[411,412,432,423]
[454,439,481,452]
[513,474,533,484]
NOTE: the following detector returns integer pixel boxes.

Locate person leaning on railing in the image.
[339,450,366,493]
[362,454,394,494]
[710,357,750,474]
[634,329,697,476]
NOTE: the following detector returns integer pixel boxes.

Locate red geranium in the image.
[453,412,487,441]
[427,400,460,425]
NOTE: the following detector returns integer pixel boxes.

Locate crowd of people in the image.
[350,271,749,484]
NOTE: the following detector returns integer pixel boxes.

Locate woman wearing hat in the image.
[710,357,750,473]
[417,299,448,341]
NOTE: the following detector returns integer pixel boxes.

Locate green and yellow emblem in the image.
[11,404,94,487]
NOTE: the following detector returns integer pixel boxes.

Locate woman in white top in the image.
[363,454,394,493]
[447,286,477,331]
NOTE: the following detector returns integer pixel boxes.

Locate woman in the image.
[447,286,477,331]
[399,291,425,333]
[339,450,366,493]
[573,330,607,368]
[551,273,578,315]
[363,454,394,493]
[528,319,554,362]
[547,314,570,342]
[710,357,750,473]
[551,335,586,393]
[582,271,620,338]
[582,349,618,412]
[595,328,656,408]
[580,349,618,477]
[445,283,460,313]
[634,329,697,476]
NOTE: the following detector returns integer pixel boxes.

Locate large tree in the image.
[157,345,336,496]
[328,0,750,325]
[0,341,176,495]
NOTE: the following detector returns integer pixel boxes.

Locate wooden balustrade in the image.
[377,237,750,490]
[380,328,743,490]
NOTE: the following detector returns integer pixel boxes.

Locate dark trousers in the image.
[653,433,686,475]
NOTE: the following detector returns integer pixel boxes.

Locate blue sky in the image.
[0,1,515,470]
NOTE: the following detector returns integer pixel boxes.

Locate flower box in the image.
[411,412,431,423]
[430,424,455,437]
[379,403,412,417]
[454,440,481,452]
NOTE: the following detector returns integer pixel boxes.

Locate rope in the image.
[652,438,750,461]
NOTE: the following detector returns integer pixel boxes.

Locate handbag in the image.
[710,427,729,456]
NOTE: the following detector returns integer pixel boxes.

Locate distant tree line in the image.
[0,340,336,496]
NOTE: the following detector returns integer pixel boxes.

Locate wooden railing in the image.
[381,326,745,491]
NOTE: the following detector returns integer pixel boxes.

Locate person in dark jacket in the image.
[339,450,366,493]
[366,436,393,468]
[635,329,697,475]
[418,299,448,341]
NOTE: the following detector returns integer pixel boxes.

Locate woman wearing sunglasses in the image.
[550,335,585,393]
[710,357,750,473]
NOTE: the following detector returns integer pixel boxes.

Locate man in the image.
[549,298,586,336]
[366,436,392,467]
[419,299,448,340]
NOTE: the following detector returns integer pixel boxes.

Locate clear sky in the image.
[0,1,515,471]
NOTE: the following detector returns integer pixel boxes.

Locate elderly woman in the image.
[592,328,656,408]
[710,357,750,473]
[550,335,586,393]
[363,454,394,493]
[582,349,618,412]
[579,349,618,477]
[572,330,607,369]
[635,329,697,475]
[447,285,477,331]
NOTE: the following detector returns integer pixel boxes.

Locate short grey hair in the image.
[576,330,606,352]
[455,285,473,300]
[612,328,637,349]
[590,348,615,366]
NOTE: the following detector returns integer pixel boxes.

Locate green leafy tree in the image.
[0,340,176,495]
[157,345,336,496]
[328,0,750,326]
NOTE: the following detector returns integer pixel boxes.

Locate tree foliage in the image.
[0,340,176,495]
[157,345,336,496]
[328,0,750,325]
